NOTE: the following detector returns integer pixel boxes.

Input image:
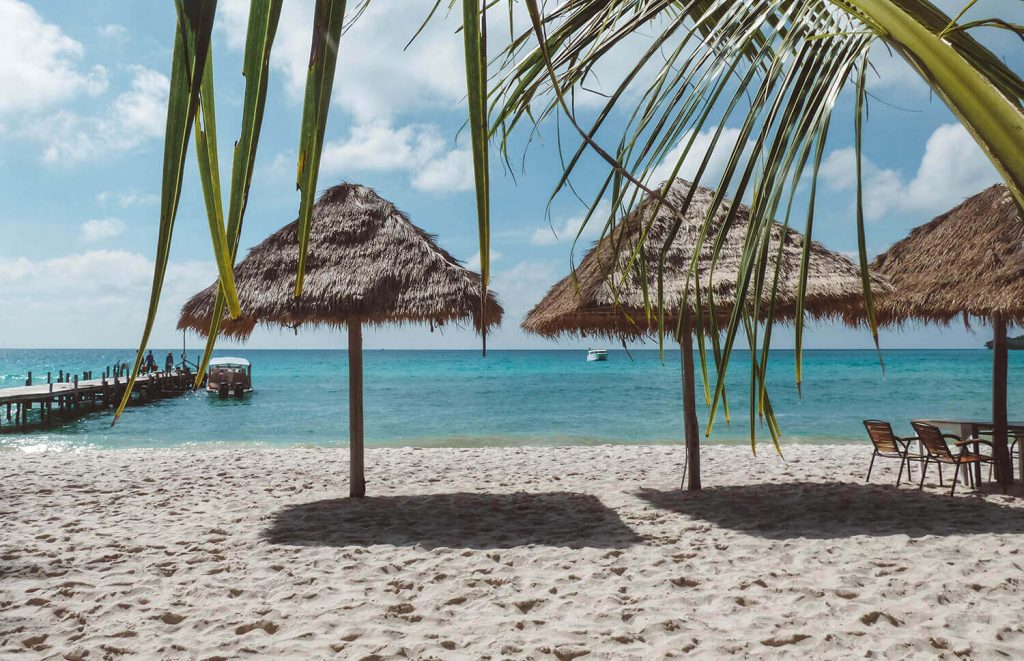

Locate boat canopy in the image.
[209,357,251,367]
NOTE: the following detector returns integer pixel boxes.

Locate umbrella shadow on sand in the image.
[637,482,1024,540]
[266,492,640,550]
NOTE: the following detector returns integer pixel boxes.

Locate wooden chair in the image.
[911,421,995,496]
[863,420,924,486]
[962,424,1020,482]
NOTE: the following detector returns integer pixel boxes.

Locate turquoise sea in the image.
[0,349,1021,451]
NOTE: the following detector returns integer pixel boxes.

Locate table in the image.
[914,419,1024,485]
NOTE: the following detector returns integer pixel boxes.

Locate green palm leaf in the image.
[463,0,492,354]
[193,50,238,322]
[194,0,284,388]
[113,0,217,424]
[294,0,347,298]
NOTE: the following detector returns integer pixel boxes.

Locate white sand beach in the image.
[3,444,1024,659]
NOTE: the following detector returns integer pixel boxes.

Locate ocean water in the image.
[0,349,1021,451]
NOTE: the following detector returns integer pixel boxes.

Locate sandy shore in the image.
[3,444,1024,659]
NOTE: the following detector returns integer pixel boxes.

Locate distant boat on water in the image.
[207,357,253,398]
[587,349,608,362]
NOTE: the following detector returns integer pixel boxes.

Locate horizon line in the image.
[0,347,994,352]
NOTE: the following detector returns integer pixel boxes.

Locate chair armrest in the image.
[955,438,994,447]
[895,438,920,453]
[897,436,920,443]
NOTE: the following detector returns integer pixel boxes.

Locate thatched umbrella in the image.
[179,183,503,497]
[870,184,1023,486]
[524,179,890,489]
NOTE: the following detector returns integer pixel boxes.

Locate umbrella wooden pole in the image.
[348,320,366,498]
[992,314,1012,488]
[681,311,701,490]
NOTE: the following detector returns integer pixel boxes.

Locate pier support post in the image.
[348,320,366,498]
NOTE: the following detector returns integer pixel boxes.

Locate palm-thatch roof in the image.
[870,184,1024,326]
[523,179,890,339]
[178,183,503,339]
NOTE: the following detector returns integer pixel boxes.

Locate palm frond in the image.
[194,0,284,388]
[491,0,1024,456]
[113,0,216,424]
[463,0,492,355]
[193,50,237,322]
[295,0,347,297]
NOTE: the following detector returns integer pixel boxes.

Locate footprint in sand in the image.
[670,577,699,588]
[514,598,543,614]
[860,611,902,627]
[552,644,591,660]
[761,634,811,647]
[234,620,279,635]
[158,612,185,625]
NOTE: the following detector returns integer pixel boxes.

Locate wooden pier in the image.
[0,368,197,432]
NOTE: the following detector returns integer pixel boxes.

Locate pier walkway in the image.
[0,369,196,432]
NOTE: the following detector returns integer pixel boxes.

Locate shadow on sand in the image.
[637,482,1024,540]
[266,491,640,549]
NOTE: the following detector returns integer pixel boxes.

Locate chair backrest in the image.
[863,420,901,453]
[911,421,955,460]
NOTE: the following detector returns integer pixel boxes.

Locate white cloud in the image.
[263,151,295,179]
[865,42,929,96]
[411,148,474,193]
[80,218,126,242]
[903,124,998,206]
[819,148,903,222]
[568,29,669,111]
[0,251,195,295]
[320,121,473,194]
[531,199,612,246]
[0,250,215,347]
[97,23,127,38]
[649,126,754,187]
[0,0,108,117]
[218,0,465,122]
[465,250,501,271]
[96,190,159,208]
[821,123,999,221]
[490,260,562,318]
[321,122,444,171]
[26,66,168,163]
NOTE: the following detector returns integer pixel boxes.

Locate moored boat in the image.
[206,357,253,398]
[586,349,608,362]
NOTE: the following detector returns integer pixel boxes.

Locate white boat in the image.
[587,349,608,362]
[206,357,253,398]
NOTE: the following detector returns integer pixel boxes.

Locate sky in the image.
[0,0,1021,351]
